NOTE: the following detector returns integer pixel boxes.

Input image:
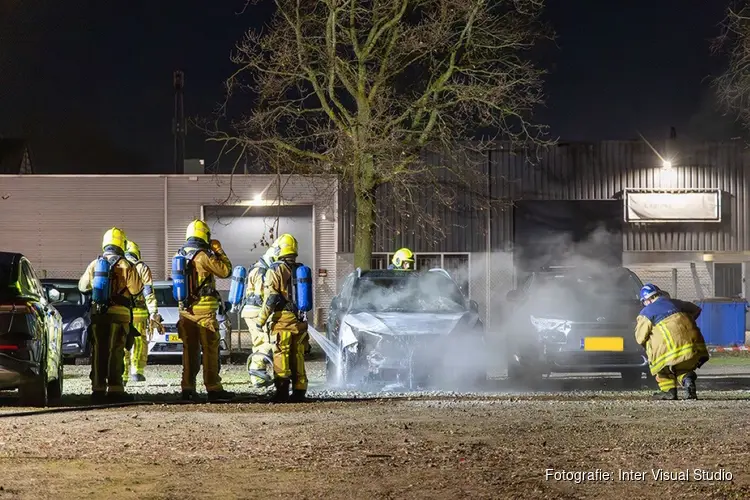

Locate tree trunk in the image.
[353,185,377,270]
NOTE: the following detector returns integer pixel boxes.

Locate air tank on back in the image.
[228,266,248,310]
[91,256,111,306]
[172,254,188,304]
[295,264,313,312]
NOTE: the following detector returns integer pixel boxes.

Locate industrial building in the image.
[2,138,749,330]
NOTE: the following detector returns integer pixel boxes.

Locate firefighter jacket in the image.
[175,238,232,320]
[258,259,304,333]
[79,250,143,324]
[241,258,270,321]
[126,256,158,321]
[635,297,710,375]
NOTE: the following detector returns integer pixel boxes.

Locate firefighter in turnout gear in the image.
[635,284,710,400]
[242,246,278,388]
[257,234,309,402]
[388,248,415,270]
[175,219,234,402]
[123,240,162,384]
[78,227,143,403]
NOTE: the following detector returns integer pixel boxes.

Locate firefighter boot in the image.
[652,389,678,400]
[289,389,306,403]
[273,379,290,402]
[207,390,235,402]
[181,390,203,403]
[682,373,698,400]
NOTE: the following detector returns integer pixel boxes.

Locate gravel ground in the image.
[0,356,749,498]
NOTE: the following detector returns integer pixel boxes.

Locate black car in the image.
[0,252,64,406]
[504,266,648,387]
[41,279,91,363]
[326,268,485,389]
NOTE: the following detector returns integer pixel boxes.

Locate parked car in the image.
[41,279,91,364]
[0,252,64,406]
[325,268,485,389]
[504,266,648,387]
[148,281,231,363]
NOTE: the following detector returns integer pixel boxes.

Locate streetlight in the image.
[662,160,672,170]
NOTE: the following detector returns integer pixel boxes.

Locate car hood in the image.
[159,307,180,325]
[522,299,642,324]
[343,311,477,336]
[52,303,88,322]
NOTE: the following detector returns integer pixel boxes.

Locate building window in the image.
[714,263,742,298]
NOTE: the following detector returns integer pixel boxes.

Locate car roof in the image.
[533,266,633,277]
[0,251,23,267]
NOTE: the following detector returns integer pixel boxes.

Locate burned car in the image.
[504,266,648,387]
[325,268,485,389]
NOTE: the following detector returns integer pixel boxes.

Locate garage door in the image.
[203,205,314,288]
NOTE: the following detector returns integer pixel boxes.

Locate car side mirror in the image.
[506,290,521,302]
[469,300,479,312]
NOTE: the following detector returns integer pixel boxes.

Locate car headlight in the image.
[530,316,572,336]
[68,317,86,331]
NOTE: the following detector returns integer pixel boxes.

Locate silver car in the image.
[148,281,231,363]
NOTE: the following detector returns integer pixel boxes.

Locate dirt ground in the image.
[1,356,750,499]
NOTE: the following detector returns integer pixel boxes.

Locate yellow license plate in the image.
[583,337,623,351]
[167,334,182,343]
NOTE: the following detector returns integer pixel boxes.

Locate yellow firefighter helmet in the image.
[125,240,141,260]
[186,219,211,244]
[102,227,127,252]
[392,248,415,270]
[275,233,298,258]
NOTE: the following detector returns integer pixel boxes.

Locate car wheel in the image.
[621,370,643,389]
[19,364,48,407]
[507,362,541,388]
[48,361,64,400]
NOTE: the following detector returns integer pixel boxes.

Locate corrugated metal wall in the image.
[0,174,338,322]
[338,140,750,253]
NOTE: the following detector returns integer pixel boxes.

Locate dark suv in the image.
[504,266,648,387]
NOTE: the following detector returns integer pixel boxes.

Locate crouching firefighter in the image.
[636,284,710,400]
[173,219,234,402]
[242,246,278,388]
[78,227,143,403]
[123,240,163,384]
[257,234,310,402]
[388,248,415,270]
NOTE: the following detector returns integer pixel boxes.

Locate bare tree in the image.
[714,2,750,130]
[212,0,550,268]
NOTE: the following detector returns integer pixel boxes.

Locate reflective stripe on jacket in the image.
[635,297,709,375]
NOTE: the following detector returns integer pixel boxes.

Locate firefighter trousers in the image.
[124,318,149,381]
[273,330,309,391]
[244,317,274,387]
[91,321,129,394]
[655,357,700,392]
[178,316,223,392]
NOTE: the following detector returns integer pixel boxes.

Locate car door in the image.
[23,260,62,381]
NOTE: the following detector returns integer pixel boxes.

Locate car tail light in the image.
[0,345,19,351]
[0,302,32,314]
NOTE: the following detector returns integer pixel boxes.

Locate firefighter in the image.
[635,283,710,400]
[256,233,309,402]
[242,246,278,388]
[388,248,415,270]
[78,227,143,403]
[175,219,234,402]
[122,240,162,384]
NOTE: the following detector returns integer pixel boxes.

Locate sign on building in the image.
[624,189,721,223]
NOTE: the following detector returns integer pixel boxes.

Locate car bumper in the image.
[0,349,41,389]
[148,336,230,357]
[62,327,87,357]
[511,344,648,373]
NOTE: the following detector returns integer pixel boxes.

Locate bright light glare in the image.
[253,193,263,202]
[662,160,672,169]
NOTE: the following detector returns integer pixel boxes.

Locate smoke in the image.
[326,224,644,393]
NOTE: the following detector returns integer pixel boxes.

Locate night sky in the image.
[0,0,739,173]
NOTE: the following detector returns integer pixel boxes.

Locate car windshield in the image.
[533,271,642,301]
[154,287,178,307]
[351,273,465,313]
[43,284,86,305]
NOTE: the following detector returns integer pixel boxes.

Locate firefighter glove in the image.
[210,239,223,253]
